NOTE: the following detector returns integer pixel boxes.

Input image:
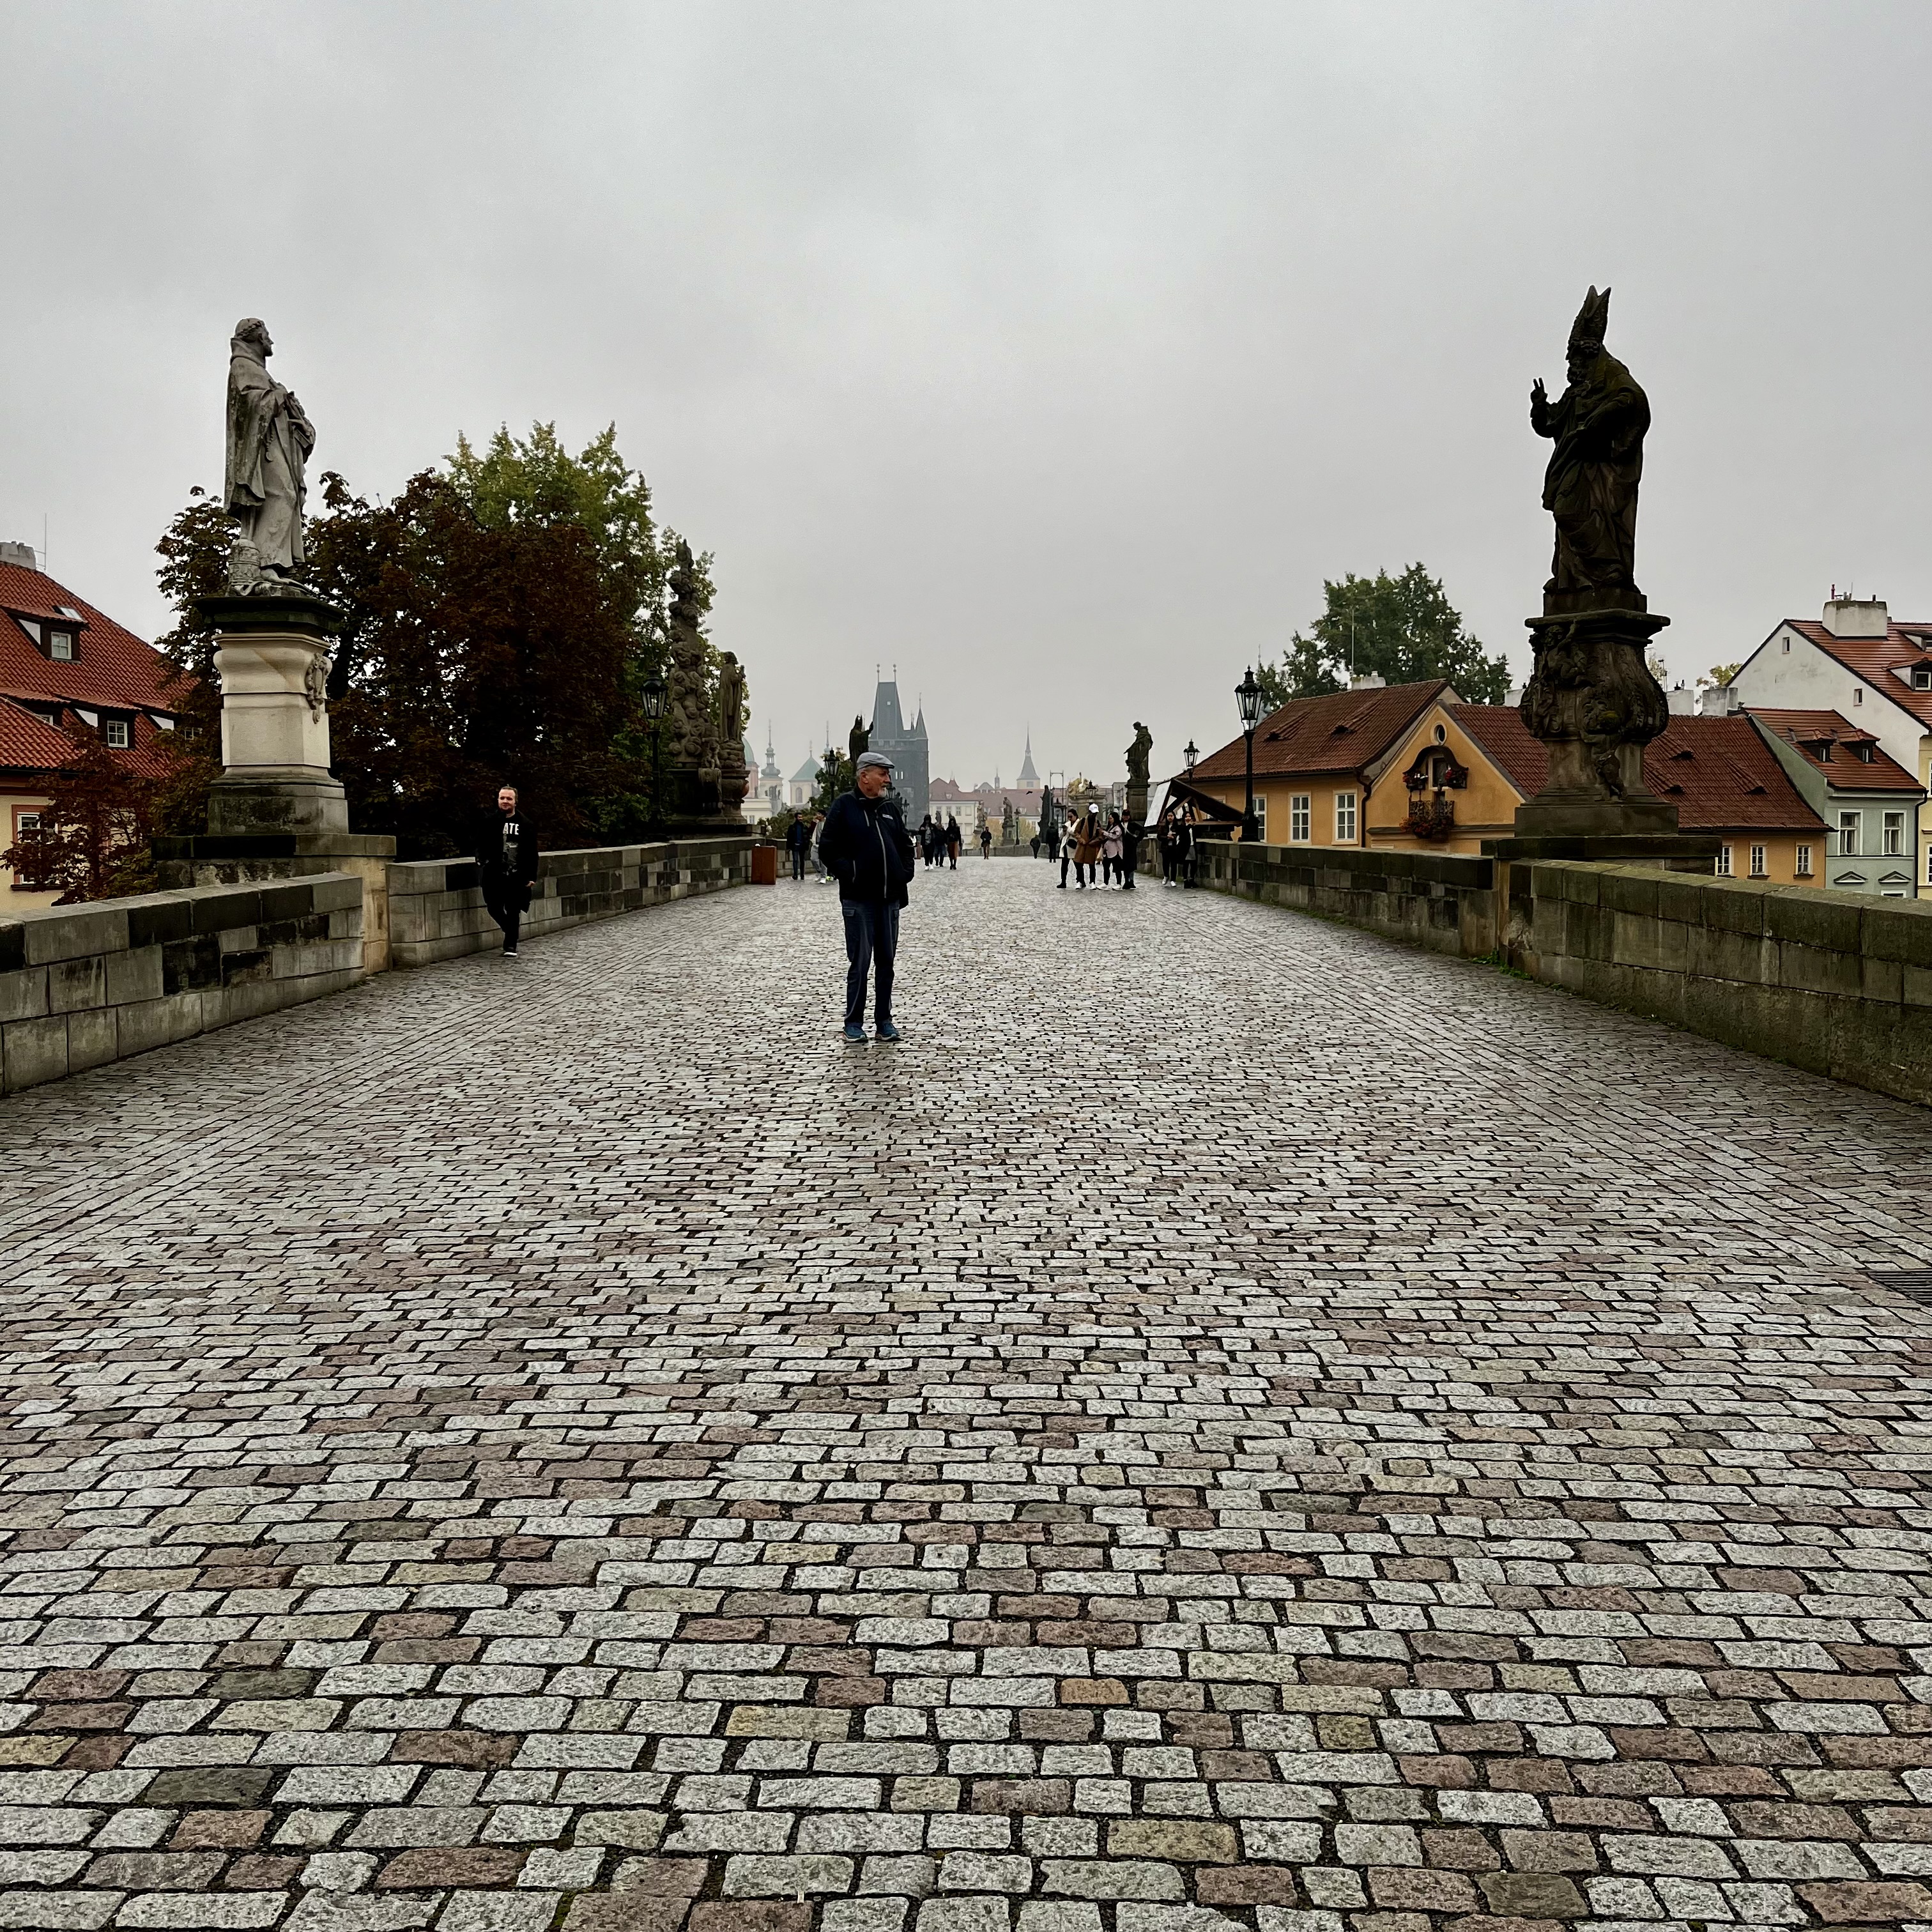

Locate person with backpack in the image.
[786,812,811,881]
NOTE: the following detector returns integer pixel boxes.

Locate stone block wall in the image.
[388,836,756,967]
[1514,861,1932,1108]
[0,873,364,1096]
[1192,839,1499,957]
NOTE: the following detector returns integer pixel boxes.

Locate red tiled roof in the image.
[0,560,188,717]
[1450,705,1827,834]
[1782,618,1932,732]
[0,696,175,783]
[0,697,82,774]
[1188,680,1451,782]
[1747,709,1926,794]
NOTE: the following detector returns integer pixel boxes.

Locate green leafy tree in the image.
[1256,565,1510,709]
[149,424,700,861]
[1703,662,1742,687]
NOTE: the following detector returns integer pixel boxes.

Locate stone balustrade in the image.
[1190,838,1932,1107]
[0,834,756,1096]
[0,873,365,1095]
[388,836,755,966]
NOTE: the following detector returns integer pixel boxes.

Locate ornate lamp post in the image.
[1183,739,1198,777]
[641,672,668,837]
[1236,668,1263,841]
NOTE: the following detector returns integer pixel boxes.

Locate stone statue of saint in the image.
[717,652,746,747]
[848,716,870,767]
[224,319,316,587]
[1126,722,1153,788]
[1529,288,1648,613]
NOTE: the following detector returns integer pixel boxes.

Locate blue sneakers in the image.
[842,1023,867,1042]
[875,1022,901,1042]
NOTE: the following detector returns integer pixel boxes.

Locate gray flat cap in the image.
[855,751,895,771]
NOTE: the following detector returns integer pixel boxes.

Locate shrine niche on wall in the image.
[1403,746,1469,793]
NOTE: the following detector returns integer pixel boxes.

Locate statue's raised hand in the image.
[1529,377,1551,434]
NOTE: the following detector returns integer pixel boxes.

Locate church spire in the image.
[1017,729,1040,788]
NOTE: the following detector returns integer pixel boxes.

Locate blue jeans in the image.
[841,898,899,1027]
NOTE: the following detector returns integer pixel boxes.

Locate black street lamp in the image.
[1183,739,1199,777]
[641,672,668,837]
[1236,666,1264,841]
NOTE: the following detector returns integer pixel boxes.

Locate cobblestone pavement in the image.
[3,860,1931,1932]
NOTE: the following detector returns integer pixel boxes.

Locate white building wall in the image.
[1735,625,1930,896]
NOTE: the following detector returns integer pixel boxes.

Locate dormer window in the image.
[48,629,73,661]
[1914,665,1932,691]
[1855,742,1873,762]
[1817,742,1834,762]
[104,718,130,749]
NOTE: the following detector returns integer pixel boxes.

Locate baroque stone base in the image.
[207,773,351,836]
[1515,605,1676,835]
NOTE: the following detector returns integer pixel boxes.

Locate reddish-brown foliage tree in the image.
[1,719,159,903]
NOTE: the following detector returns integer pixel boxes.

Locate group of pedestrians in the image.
[1156,802,1201,886]
[784,811,833,882]
[1053,802,1139,890]
[914,813,963,868]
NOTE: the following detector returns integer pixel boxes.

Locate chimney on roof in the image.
[1696,682,1741,718]
[1348,671,1385,691]
[1666,684,1696,716]
[1821,595,1889,638]
[0,540,37,569]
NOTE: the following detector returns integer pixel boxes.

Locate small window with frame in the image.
[1839,811,1861,855]
[1883,811,1905,855]
[1335,791,1357,843]
[1290,794,1311,843]
[47,629,73,662]
[1717,844,1733,877]
[1749,844,1767,878]
[1795,844,1813,877]
[104,718,130,749]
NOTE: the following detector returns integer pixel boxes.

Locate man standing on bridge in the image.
[477,785,539,957]
[818,749,915,1042]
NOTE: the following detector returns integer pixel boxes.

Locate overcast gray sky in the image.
[4,1,1929,790]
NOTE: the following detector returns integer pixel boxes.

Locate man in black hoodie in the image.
[817,750,915,1041]
[477,785,540,958]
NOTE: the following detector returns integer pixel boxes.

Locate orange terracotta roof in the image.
[1449,705,1827,834]
[0,560,188,717]
[1782,618,1932,731]
[1747,709,1926,793]
[0,698,176,783]
[1447,703,1548,797]
[1188,680,1450,783]
[0,696,82,774]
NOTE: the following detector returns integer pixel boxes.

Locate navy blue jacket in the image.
[818,790,915,907]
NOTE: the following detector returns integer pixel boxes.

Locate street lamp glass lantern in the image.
[1236,667,1264,732]
[641,673,667,723]
[1184,739,1199,773]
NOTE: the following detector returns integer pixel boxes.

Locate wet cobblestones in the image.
[1,862,1929,1932]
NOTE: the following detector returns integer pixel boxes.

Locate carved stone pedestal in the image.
[154,592,396,969]
[1514,606,1679,838]
[199,594,350,836]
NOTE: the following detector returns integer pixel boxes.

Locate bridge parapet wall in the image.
[0,872,365,1096]
[1186,839,1499,956]
[388,835,755,967]
[1186,839,1932,1107]
[1515,860,1932,1108]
